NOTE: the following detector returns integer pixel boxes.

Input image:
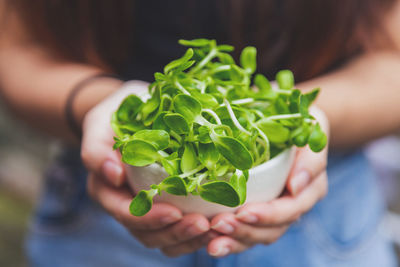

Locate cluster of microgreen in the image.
[111,39,327,216]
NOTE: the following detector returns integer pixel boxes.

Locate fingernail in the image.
[186,221,209,236]
[211,220,234,234]
[210,246,230,257]
[160,211,182,225]
[102,160,123,186]
[290,170,311,195]
[236,211,258,223]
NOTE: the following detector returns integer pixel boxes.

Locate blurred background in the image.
[0,99,54,267]
[1,99,400,266]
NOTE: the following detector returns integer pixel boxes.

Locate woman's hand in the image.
[207,107,329,257]
[81,81,214,257]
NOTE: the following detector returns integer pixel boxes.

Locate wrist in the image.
[71,77,123,136]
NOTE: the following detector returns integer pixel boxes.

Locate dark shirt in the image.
[122,0,230,81]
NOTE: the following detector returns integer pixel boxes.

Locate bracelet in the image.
[65,73,121,139]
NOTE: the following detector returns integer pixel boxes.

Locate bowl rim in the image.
[248,146,295,176]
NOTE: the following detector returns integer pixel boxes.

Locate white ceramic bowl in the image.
[125,147,296,218]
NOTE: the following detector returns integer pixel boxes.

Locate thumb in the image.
[287,106,329,195]
[81,108,125,187]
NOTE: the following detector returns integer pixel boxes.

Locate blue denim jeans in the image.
[26,148,397,267]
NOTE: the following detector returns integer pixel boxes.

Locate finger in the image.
[160,231,219,257]
[210,213,288,245]
[81,118,125,187]
[87,173,183,230]
[208,236,247,257]
[236,171,328,226]
[133,213,210,248]
[286,145,327,195]
[287,107,329,195]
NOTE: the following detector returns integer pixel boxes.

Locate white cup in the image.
[125,147,296,218]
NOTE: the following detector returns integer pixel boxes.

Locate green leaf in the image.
[199,181,240,207]
[112,136,125,150]
[289,89,301,113]
[275,97,290,114]
[154,72,166,81]
[173,94,202,123]
[254,74,272,92]
[111,113,124,137]
[116,95,143,123]
[116,121,146,134]
[198,143,220,169]
[163,113,190,134]
[216,164,229,177]
[181,143,198,173]
[142,95,160,120]
[133,129,169,150]
[257,119,290,143]
[291,124,310,147]
[230,170,247,205]
[300,88,320,117]
[198,126,212,143]
[190,91,219,108]
[160,176,187,196]
[129,190,155,216]
[240,46,257,74]
[179,39,211,47]
[153,112,170,131]
[217,53,235,64]
[230,64,244,82]
[212,136,253,170]
[161,158,180,175]
[276,70,294,89]
[164,48,194,74]
[308,123,327,152]
[217,44,234,52]
[122,140,160,166]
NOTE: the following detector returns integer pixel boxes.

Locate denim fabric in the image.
[26,148,397,267]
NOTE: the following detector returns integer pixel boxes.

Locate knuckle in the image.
[289,211,302,222]
[160,248,180,258]
[263,230,284,245]
[168,230,182,244]
[269,233,281,244]
[186,237,204,251]
[136,235,157,249]
[266,210,281,225]
[237,229,257,244]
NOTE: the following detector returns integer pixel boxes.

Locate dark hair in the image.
[10,0,395,81]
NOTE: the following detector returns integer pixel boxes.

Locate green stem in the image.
[195,172,209,186]
[251,123,270,162]
[158,150,169,158]
[170,131,182,144]
[267,113,302,120]
[174,79,191,95]
[210,65,231,74]
[212,124,233,137]
[190,49,217,73]
[202,109,222,125]
[224,99,252,135]
[179,164,205,178]
[274,88,292,95]
[231,98,254,105]
[148,188,159,198]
